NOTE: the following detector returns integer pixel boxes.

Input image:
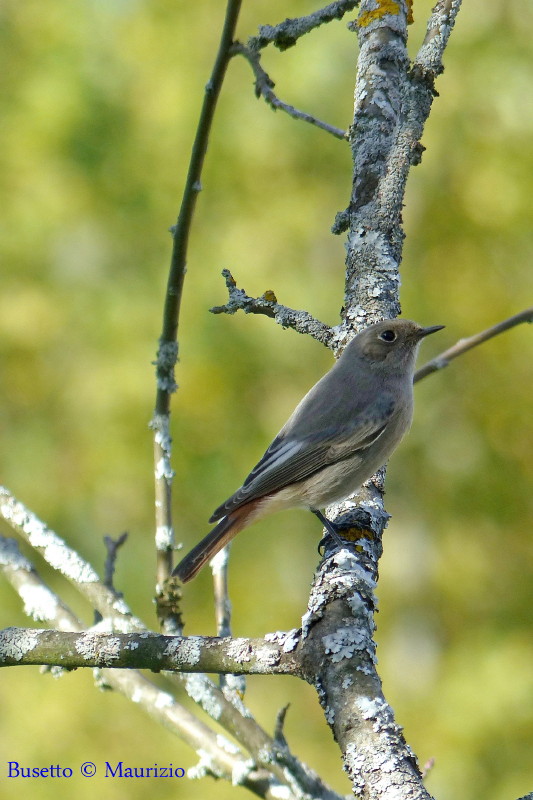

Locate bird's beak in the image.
[418,324,445,338]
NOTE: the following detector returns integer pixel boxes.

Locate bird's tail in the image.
[172,504,253,583]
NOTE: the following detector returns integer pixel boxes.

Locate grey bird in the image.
[173,319,444,582]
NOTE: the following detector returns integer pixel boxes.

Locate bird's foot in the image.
[313,509,352,555]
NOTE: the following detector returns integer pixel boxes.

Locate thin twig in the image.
[211,547,233,638]
[414,307,533,383]
[152,0,243,609]
[211,269,335,347]
[93,532,128,625]
[232,43,347,139]
[103,532,128,591]
[210,546,248,704]
[249,0,361,51]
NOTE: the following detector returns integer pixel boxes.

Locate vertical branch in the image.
[338,0,463,338]
[339,0,410,335]
[152,0,243,620]
[313,1,462,795]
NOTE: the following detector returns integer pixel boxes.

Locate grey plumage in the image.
[174,319,443,582]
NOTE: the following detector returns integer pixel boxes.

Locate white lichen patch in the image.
[226,638,252,663]
[188,750,221,781]
[254,645,281,668]
[155,525,173,549]
[256,744,274,765]
[19,584,59,622]
[269,785,293,800]
[322,625,367,663]
[184,674,223,720]
[129,685,146,704]
[153,418,173,453]
[324,704,335,725]
[164,635,202,666]
[264,629,300,652]
[154,690,174,709]
[230,757,254,786]
[0,497,98,583]
[216,734,240,756]
[0,627,40,660]
[210,547,229,575]
[110,596,137,617]
[75,632,121,664]
[155,457,174,481]
[332,550,375,583]
[41,541,99,583]
[356,695,389,723]
[0,536,33,570]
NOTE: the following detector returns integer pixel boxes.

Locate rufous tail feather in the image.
[172,504,254,583]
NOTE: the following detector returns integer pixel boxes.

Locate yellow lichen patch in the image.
[262,289,278,303]
[340,527,375,544]
[358,0,401,28]
[406,0,414,24]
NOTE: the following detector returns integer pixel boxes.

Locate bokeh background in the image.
[0,1,532,799]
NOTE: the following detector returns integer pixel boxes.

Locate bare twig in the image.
[232,43,347,139]
[103,532,128,591]
[414,307,533,383]
[249,0,361,51]
[152,0,243,612]
[210,546,248,704]
[211,269,335,347]
[211,547,233,638]
[93,532,128,625]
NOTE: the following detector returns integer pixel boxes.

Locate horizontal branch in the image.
[232,43,346,139]
[0,538,280,796]
[249,0,361,51]
[211,269,335,346]
[1,536,340,800]
[414,307,533,383]
[0,627,302,675]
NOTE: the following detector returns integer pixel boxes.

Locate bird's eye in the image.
[379,329,396,342]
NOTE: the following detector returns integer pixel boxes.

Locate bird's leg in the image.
[312,508,347,552]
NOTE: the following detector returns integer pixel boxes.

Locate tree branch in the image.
[249,0,361,51]
[0,627,302,674]
[152,0,244,609]
[211,269,335,347]
[413,0,463,81]
[0,537,282,798]
[0,492,341,800]
[414,307,533,383]
[232,42,347,139]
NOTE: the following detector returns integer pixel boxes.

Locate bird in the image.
[173,319,444,582]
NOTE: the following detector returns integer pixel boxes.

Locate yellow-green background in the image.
[1,1,532,798]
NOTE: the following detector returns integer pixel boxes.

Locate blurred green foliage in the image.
[0,1,532,799]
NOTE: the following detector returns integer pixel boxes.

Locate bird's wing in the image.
[209,400,395,521]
